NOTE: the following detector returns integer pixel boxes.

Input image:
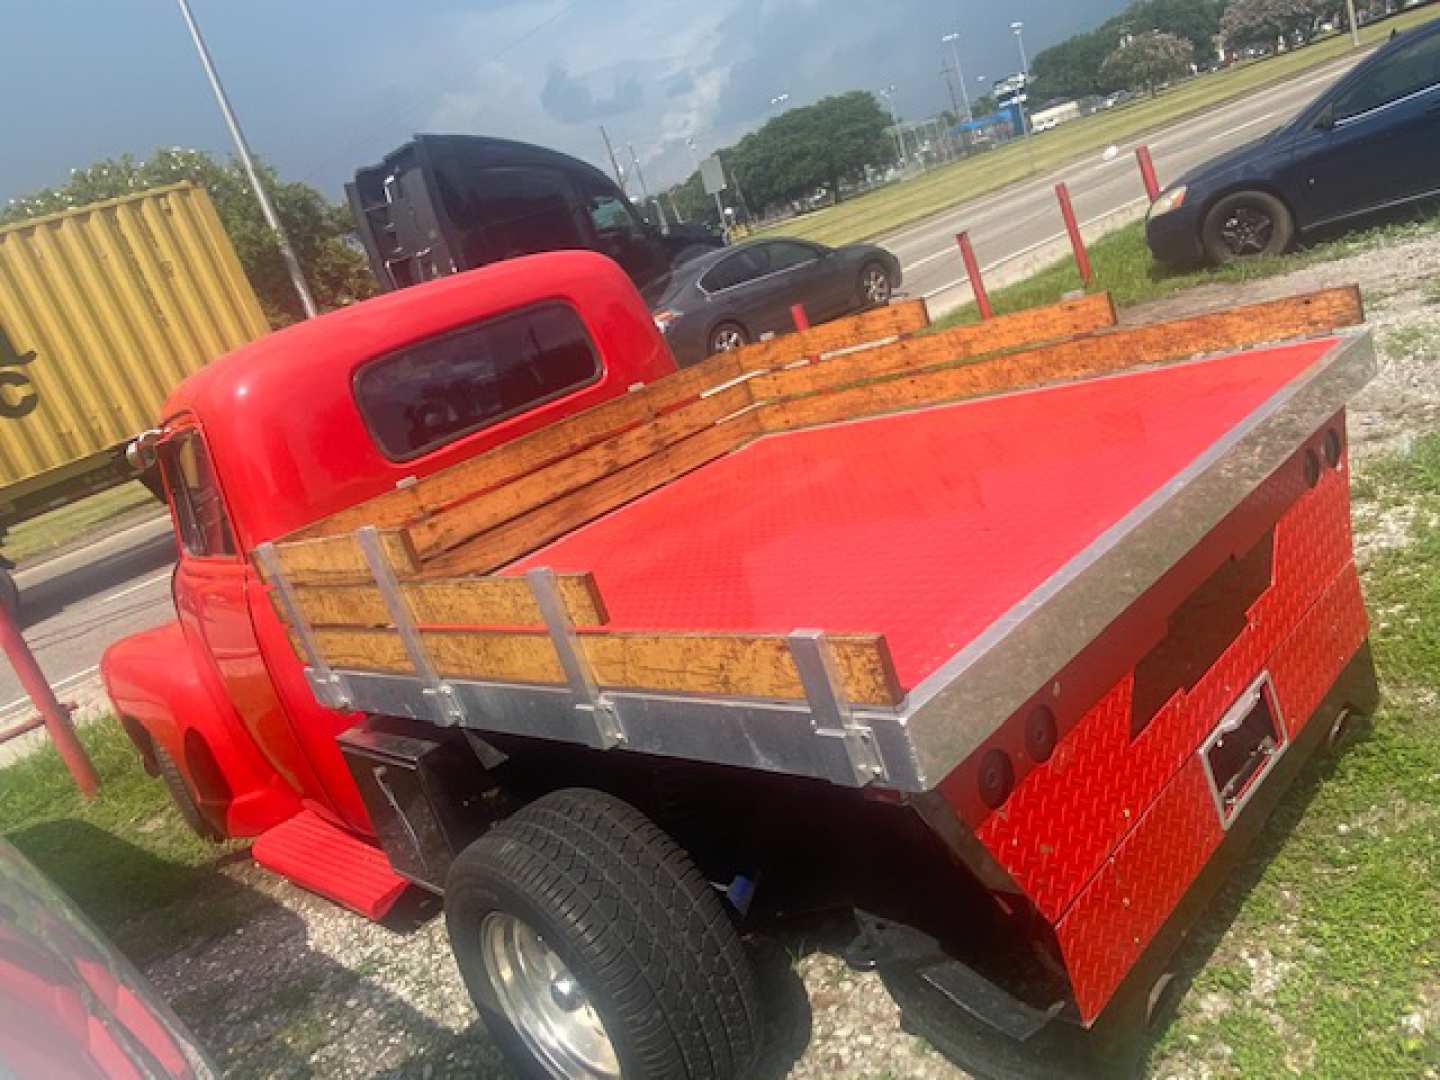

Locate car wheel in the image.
[155,744,224,842]
[708,322,749,354]
[445,789,762,1080]
[860,262,893,306]
[1201,191,1294,263]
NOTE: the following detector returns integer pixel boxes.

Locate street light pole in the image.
[1011,21,1031,138]
[880,85,905,164]
[627,143,666,231]
[174,0,316,318]
[941,33,973,121]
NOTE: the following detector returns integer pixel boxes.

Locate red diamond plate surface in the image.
[974,447,1357,922]
[515,339,1335,688]
[1056,563,1367,1020]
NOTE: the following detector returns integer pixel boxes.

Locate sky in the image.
[1,0,1131,207]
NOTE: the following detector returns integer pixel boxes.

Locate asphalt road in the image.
[0,53,1369,742]
[0,516,175,732]
[887,53,1364,312]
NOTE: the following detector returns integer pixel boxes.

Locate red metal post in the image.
[1136,144,1161,202]
[0,604,99,796]
[955,232,993,320]
[1055,183,1094,288]
[790,303,810,332]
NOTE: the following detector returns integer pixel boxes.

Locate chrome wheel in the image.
[862,265,891,305]
[710,324,746,352]
[481,912,620,1079]
[1218,206,1274,256]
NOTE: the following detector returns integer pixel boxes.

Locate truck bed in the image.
[513,337,1337,690]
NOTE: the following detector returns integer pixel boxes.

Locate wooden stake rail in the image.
[262,286,1365,716]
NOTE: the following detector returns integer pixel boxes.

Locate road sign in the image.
[700,155,728,196]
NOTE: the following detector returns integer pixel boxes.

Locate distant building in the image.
[1030,100,1082,132]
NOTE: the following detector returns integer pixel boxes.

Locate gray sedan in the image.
[644,238,903,366]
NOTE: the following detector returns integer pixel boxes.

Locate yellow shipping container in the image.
[0,182,268,520]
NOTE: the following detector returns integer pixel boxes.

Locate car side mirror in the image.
[1314,105,1336,131]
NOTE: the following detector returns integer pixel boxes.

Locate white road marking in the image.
[1209,111,1279,141]
[101,571,172,604]
[0,663,101,717]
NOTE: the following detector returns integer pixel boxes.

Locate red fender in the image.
[101,622,299,838]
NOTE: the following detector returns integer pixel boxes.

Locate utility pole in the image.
[599,126,627,193]
[1345,0,1361,47]
[627,143,667,231]
[174,0,316,318]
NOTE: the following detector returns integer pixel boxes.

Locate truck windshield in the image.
[354,302,602,460]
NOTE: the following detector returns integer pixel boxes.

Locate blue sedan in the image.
[1148,19,1440,266]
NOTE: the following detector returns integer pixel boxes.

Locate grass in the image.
[929,204,1440,330]
[0,720,254,965]
[754,5,1440,250]
[6,480,161,566]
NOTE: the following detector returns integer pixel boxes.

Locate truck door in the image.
[574,171,669,289]
[159,423,366,830]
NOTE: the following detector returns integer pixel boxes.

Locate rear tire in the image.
[155,744,223,842]
[445,788,762,1080]
[859,261,893,307]
[1201,191,1294,264]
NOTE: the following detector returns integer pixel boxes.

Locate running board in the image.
[252,809,410,920]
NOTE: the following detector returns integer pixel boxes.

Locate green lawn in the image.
[6,480,161,566]
[0,721,254,966]
[754,5,1440,250]
[930,205,1440,330]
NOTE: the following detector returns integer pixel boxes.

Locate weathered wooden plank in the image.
[748,292,1118,399]
[281,573,608,629]
[408,382,755,558]
[264,528,418,585]
[298,626,904,707]
[294,350,746,540]
[761,286,1365,433]
[425,413,762,578]
[732,299,931,372]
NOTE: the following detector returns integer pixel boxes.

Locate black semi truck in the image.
[349,134,720,294]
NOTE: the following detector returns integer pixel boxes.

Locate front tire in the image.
[155,744,223,842]
[445,788,762,1080]
[708,321,749,355]
[1201,191,1294,264]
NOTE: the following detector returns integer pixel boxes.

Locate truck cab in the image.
[101,251,676,844]
[349,134,720,294]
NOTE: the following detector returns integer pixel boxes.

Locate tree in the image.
[730,91,895,214]
[0,148,374,326]
[1220,0,1331,52]
[1029,0,1226,100]
[1101,31,1197,96]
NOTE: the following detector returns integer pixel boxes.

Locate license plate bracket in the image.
[1200,674,1287,829]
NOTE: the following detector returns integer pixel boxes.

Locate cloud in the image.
[540,65,645,123]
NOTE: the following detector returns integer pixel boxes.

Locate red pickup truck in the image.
[103,250,1378,1080]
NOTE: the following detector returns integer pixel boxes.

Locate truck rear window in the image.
[354,302,602,460]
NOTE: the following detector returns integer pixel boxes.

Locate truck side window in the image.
[354,302,602,460]
[160,430,236,558]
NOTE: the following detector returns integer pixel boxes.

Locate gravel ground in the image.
[143,228,1440,1079]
